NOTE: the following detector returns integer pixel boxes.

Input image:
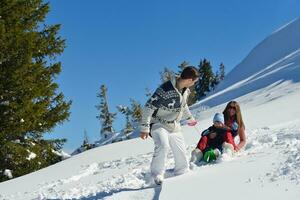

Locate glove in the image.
[203,149,217,162]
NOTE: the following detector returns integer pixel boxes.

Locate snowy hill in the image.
[193,17,300,109]
[71,130,140,156]
[1,18,300,200]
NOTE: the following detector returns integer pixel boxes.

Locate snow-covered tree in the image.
[117,105,133,138]
[130,99,142,128]
[81,130,92,150]
[160,67,175,83]
[219,62,225,81]
[96,85,116,139]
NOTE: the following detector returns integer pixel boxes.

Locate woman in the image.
[223,101,246,152]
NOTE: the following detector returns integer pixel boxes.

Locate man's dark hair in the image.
[180,66,199,80]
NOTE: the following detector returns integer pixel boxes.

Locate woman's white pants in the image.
[150,127,189,177]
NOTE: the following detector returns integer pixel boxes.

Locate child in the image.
[190,113,236,164]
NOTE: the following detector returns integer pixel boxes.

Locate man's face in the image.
[186,78,199,88]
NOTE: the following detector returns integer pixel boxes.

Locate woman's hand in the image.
[234,146,240,152]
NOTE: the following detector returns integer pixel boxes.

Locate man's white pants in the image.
[150,127,189,177]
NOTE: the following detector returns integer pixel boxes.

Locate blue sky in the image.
[45,0,300,153]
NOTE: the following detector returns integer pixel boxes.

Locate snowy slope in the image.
[194,17,300,108]
[1,18,300,200]
[71,130,140,156]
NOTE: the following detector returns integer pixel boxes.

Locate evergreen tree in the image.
[96,85,116,139]
[177,61,189,74]
[160,67,175,83]
[219,62,225,81]
[0,0,71,182]
[209,62,225,91]
[145,87,152,98]
[195,59,215,99]
[187,84,198,106]
[130,98,142,128]
[211,71,220,91]
[117,105,133,138]
[81,130,91,150]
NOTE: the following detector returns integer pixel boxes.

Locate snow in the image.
[0,101,9,106]
[52,150,71,160]
[14,139,21,144]
[72,129,140,156]
[3,170,13,179]
[26,150,37,160]
[1,18,300,200]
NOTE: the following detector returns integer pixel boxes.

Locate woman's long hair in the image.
[223,101,245,129]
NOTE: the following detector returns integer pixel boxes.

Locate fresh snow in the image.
[52,150,72,160]
[1,18,300,200]
[3,170,13,180]
[26,151,37,161]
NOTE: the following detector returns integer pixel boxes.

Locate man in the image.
[140,66,199,185]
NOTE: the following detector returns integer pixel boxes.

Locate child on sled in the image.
[190,113,238,164]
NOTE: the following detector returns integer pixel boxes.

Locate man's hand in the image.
[140,132,149,140]
[187,120,198,126]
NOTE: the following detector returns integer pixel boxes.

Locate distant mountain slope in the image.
[194,18,300,108]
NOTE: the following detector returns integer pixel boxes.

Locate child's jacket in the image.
[197,126,236,152]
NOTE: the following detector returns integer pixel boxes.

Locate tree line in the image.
[92,59,225,148]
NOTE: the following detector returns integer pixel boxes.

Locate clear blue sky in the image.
[45,0,300,153]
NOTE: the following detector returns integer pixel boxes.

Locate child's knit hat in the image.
[213,113,224,124]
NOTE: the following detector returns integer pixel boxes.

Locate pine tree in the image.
[177,61,189,74]
[210,62,225,91]
[219,62,225,81]
[145,87,152,98]
[211,71,220,91]
[195,59,215,99]
[81,130,91,150]
[160,67,175,83]
[117,105,133,138]
[96,85,116,139]
[187,84,198,106]
[0,0,71,182]
[130,98,142,128]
